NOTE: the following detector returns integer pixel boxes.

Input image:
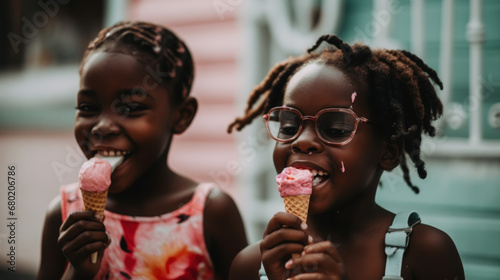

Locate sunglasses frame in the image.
[263,106,376,146]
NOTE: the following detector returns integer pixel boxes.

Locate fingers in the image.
[60,211,103,232]
[58,211,108,263]
[304,241,342,263]
[286,241,346,279]
[261,212,310,255]
[59,211,106,244]
[288,273,329,280]
[263,212,306,237]
[260,212,312,280]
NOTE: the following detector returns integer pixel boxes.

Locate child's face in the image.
[75,51,177,193]
[273,62,385,214]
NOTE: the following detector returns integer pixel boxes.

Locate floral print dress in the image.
[60,182,216,280]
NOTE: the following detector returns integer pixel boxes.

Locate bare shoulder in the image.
[205,187,238,214]
[404,223,465,280]
[409,223,460,257]
[203,187,247,241]
[44,195,63,230]
[230,242,261,280]
[203,187,248,279]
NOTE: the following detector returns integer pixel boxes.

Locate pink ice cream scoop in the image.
[78,157,112,192]
[276,167,313,197]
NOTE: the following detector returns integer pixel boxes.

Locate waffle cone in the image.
[81,189,108,221]
[283,194,310,223]
[80,189,108,263]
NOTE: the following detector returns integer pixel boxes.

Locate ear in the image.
[172,97,198,134]
[379,140,402,171]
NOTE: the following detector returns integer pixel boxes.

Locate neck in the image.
[108,153,175,201]
[308,185,385,243]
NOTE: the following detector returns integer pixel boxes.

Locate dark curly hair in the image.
[80,21,194,104]
[228,35,443,193]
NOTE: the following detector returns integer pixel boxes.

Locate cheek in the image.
[74,120,93,157]
[272,143,288,173]
[339,140,383,184]
[128,119,171,151]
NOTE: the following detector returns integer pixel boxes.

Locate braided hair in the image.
[80,21,194,104]
[228,35,443,193]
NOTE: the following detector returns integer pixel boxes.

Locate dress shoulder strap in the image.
[60,182,83,222]
[383,211,421,280]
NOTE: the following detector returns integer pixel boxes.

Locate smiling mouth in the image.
[310,169,330,187]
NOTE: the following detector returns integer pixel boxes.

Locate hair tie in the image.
[152,34,162,54]
[176,57,183,67]
[177,42,185,53]
[153,45,161,54]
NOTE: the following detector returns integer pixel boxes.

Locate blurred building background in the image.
[0,0,498,279]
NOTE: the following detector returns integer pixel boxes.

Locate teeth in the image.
[309,169,329,177]
[309,168,330,187]
[312,177,322,187]
[98,150,129,157]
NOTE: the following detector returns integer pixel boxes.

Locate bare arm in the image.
[204,188,249,280]
[405,224,465,280]
[229,242,262,280]
[37,198,68,280]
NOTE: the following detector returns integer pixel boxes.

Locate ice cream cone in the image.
[283,194,310,224]
[81,189,108,220]
[284,194,310,259]
[81,189,108,263]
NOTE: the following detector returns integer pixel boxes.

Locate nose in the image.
[91,116,120,139]
[291,122,322,154]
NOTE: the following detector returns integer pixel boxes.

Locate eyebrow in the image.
[77,89,95,97]
[77,88,155,101]
[118,88,155,101]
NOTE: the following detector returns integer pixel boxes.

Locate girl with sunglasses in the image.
[227,35,464,280]
[37,21,247,279]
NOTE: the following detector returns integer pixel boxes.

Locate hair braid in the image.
[308,35,354,64]
[400,50,443,90]
[376,51,425,127]
[244,61,289,114]
[399,150,420,193]
[227,56,311,133]
[396,50,444,135]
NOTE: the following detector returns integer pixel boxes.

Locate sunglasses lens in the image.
[267,110,301,141]
[317,111,355,143]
